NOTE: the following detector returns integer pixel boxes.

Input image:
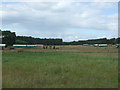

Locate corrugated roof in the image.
[13,44,43,47]
[0,44,6,46]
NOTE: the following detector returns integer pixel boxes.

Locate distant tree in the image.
[16,36,63,45]
[1,29,120,46]
[116,37,120,44]
[108,38,116,44]
[2,30,16,46]
[15,40,28,44]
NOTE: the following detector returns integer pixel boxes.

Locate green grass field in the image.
[2,46,118,88]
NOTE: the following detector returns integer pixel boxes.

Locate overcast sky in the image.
[0,1,118,41]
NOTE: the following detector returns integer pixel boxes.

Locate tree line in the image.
[0,30,120,46]
[66,38,120,45]
[0,30,63,46]
[16,36,63,45]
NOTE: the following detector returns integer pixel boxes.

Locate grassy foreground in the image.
[2,51,118,88]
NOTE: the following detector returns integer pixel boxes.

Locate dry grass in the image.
[4,45,118,57]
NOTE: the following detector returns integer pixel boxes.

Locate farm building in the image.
[0,44,6,50]
[93,44,109,47]
[13,44,43,47]
[83,44,89,46]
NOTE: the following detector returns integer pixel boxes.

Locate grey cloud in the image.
[1,2,118,41]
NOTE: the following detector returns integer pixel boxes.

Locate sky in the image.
[0,1,118,42]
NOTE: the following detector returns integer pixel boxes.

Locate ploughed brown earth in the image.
[3,45,118,58]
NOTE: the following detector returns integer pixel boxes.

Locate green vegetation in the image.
[2,30,16,46]
[2,51,118,88]
[1,30,120,46]
[15,40,28,44]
